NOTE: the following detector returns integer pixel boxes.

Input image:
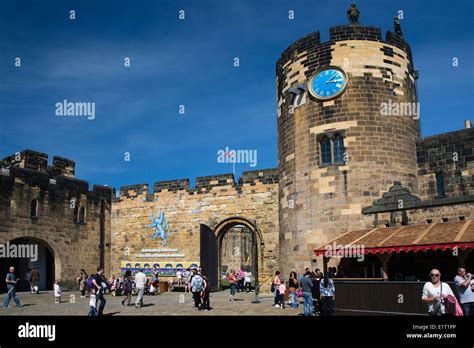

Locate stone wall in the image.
[417,128,474,200]
[111,169,279,287]
[0,150,112,289]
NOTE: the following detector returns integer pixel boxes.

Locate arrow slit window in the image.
[436,172,445,198]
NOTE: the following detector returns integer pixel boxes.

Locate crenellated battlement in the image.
[277,24,413,97]
[154,178,189,193]
[0,150,112,205]
[117,168,279,200]
[1,149,76,178]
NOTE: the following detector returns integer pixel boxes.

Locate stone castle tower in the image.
[276,9,420,275]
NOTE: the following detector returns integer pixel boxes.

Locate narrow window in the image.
[333,134,345,163]
[320,137,332,165]
[436,172,445,197]
[30,199,38,218]
[79,207,86,223]
[73,205,79,222]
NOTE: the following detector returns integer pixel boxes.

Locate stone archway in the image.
[0,236,61,293]
[214,217,264,290]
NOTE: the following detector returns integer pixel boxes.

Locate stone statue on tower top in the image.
[394,16,403,36]
[347,3,360,25]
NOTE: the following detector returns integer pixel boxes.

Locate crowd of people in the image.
[226,268,253,301]
[83,266,213,314]
[3,264,474,317]
[83,267,164,315]
[268,268,335,316]
[260,265,474,317]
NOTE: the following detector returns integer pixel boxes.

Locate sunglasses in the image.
[430,274,440,277]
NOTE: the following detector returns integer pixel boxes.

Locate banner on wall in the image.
[120,261,200,276]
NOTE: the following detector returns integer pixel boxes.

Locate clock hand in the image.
[326,73,338,84]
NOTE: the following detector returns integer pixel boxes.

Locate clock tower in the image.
[276,6,420,275]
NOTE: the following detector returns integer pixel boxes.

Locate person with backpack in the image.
[91,266,107,316]
[190,269,205,310]
[121,270,133,306]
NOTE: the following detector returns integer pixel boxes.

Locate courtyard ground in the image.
[0,290,324,316]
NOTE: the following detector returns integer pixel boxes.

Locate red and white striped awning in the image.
[314,220,474,257]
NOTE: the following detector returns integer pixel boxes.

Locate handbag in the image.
[444,296,456,316]
[453,296,464,316]
[439,282,456,316]
[271,282,275,293]
[445,295,462,316]
[296,288,303,298]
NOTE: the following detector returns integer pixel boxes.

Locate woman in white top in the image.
[176,270,183,286]
[422,269,454,316]
[244,270,252,293]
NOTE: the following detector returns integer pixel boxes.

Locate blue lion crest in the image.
[148,211,170,246]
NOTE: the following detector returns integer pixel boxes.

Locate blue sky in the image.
[1,0,473,192]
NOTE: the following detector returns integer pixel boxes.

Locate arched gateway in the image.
[200,217,264,291]
[0,237,60,293]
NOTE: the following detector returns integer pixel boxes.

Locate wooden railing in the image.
[333,280,459,315]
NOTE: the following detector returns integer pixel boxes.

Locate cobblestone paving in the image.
[0,290,308,316]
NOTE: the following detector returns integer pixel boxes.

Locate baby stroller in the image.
[113,280,124,296]
[146,279,160,295]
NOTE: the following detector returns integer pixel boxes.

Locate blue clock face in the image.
[309,66,348,101]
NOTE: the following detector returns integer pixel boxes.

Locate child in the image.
[278,280,287,308]
[88,290,97,316]
[54,280,62,304]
